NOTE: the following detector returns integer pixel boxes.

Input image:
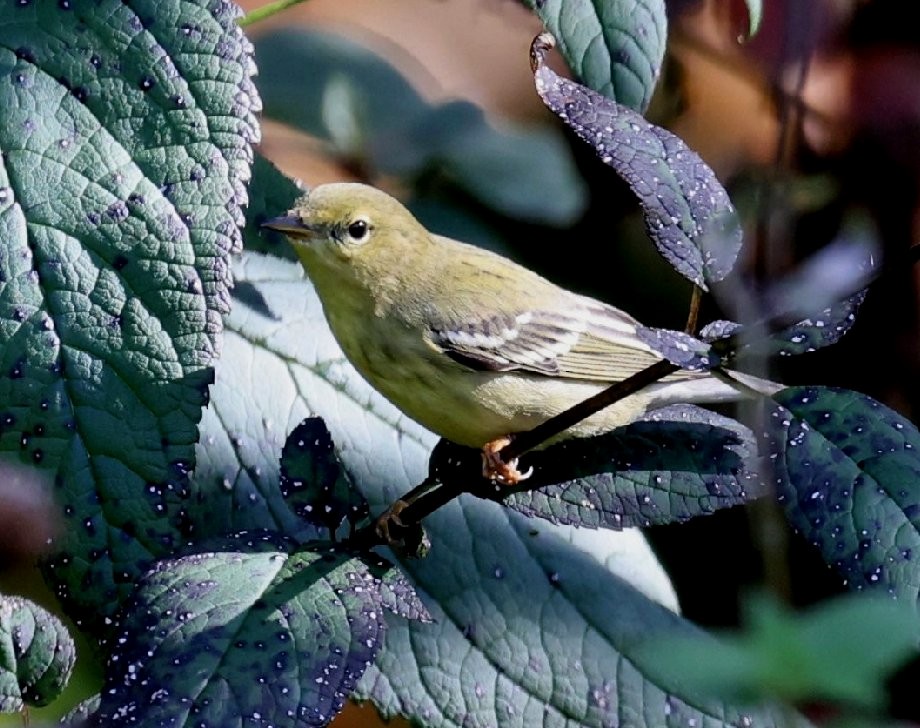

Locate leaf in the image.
[359,509,806,728]
[0,594,76,713]
[522,0,668,111]
[94,534,388,727]
[766,386,920,600]
[715,226,877,356]
[372,100,588,225]
[375,568,432,624]
[765,290,866,357]
[639,593,918,710]
[531,34,742,288]
[241,154,302,260]
[62,693,101,725]
[744,0,763,36]
[255,28,587,225]
[700,319,742,341]
[0,0,259,632]
[637,327,720,369]
[701,292,866,358]
[254,28,425,147]
[500,404,760,528]
[280,417,369,536]
[195,250,800,727]
[751,230,876,355]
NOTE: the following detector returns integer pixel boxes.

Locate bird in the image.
[263,183,776,484]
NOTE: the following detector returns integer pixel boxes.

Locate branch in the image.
[501,359,679,461]
[237,0,308,27]
[685,284,704,334]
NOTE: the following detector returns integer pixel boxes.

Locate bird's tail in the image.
[645,368,783,409]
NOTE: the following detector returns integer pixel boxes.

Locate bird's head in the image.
[262,183,430,284]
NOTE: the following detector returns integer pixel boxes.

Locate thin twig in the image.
[387,477,465,530]
[238,0,308,27]
[685,285,704,334]
[502,359,679,461]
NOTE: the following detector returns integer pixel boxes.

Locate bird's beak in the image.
[261,214,317,238]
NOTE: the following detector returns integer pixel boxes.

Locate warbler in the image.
[264,183,774,483]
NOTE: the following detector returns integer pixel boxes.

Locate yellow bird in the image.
[264,183,773,483]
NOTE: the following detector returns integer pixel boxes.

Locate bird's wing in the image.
[429,298,663,382]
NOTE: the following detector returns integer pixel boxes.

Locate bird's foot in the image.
[481,435,533,485]
[375,499,407,545]
[375,499,430,557]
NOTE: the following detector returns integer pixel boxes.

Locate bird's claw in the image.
[373,499,404,544]
[375,500,430,557]
[482,436,533,486]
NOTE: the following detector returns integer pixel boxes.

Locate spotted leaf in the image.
[0,0,259,633]
[637,327,720,370]
[62,693,101,724]
[0,594,76,713]
[531,33,741,288]
[700,319,743,342]
[484,405,759,529]
[279,417,369,536]
[94,533,388,727]
[766,386,920,601]
[761,290,866,357]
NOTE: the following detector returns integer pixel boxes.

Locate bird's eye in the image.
[346,219,369,241]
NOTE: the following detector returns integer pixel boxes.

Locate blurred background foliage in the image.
[3,0,919,725]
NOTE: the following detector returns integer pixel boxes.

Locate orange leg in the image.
[481,435,533,485]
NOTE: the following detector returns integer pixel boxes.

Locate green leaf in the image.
[522,0,668,111]
[639,593,918,710]
[744,0,763,37]
[0,594,76,713]
[280,417,369,536]
[501,404,760,528]
[767,386,920,599]
[735,231,876,356]
[372,100,588,225]
[0,0,259,632]
[254,28,425,147]
[765,291,865,356]
[375,566,432,624]
[531,35,741,288]
[360,510,805,728]
[254,29,587,225]
[62,693,101,725]
[195,250,800,727]
[94,534,388,727]
[700,289,866,359]
[241,154,302,260]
